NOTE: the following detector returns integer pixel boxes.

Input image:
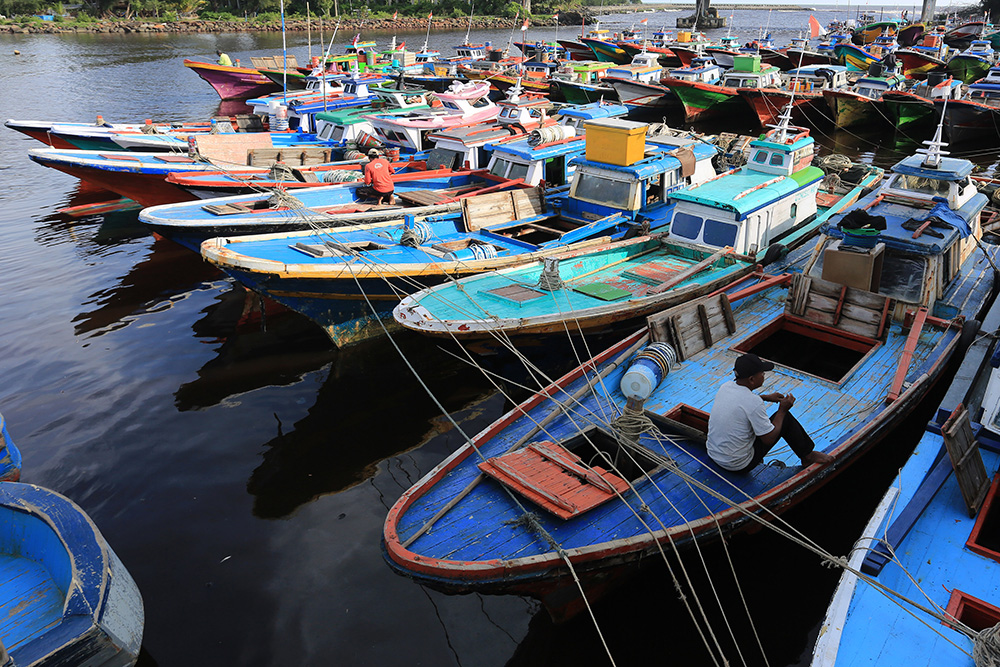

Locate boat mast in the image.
[280,0,287,105]
[917,98,950,169]
[307,2,311,62]
[423,11,433,54]
[465,2,474,46]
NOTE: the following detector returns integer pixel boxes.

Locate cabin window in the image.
[489,158,512,178]
[499,108,513,118]
[671,212,703,240]
[508,162,530,182]
[769,153,786,167]
[471,97,491,108]
[892,174,951,197]
[734,315,878,383]
[573,173,634,209]
[427,147,464,171]
[646,174,666,205]
[443,101,461,111]
[753,150,769,164]
[791,203,798,220]
[319,124,334,140]
[703,219,738,247]
[330,126,346,142]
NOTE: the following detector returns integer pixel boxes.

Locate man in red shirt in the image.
[360,148,396,205]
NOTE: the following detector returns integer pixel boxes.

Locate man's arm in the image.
[758,394,795,447]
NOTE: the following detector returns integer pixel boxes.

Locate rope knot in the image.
[973,622,1000,666]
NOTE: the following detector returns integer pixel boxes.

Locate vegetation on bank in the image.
[0,0,631,26]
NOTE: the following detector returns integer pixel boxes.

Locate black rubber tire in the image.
[760,243,787,266]
[958,318,981,354]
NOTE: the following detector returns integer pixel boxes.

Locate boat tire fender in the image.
[958,318,981,354]
[759,243,786,266]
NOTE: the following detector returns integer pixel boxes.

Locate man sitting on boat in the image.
[706,353,834,474]
[359,149,396,205]
[216,50,233,67]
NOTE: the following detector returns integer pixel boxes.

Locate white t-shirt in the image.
[706,381,776,471]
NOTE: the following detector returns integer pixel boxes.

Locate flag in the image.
[553,13,558,20]
[391,10,397,20]
[640,18,648,24]
[428,11,433,19]
[352,33,359,45]
[808,15,826,39]
[521,18,529,31]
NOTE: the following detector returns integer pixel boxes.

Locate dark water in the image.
[0,10,998,666]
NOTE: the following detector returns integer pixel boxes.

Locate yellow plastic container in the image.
[585,119,648,166]
[677,31,691,43]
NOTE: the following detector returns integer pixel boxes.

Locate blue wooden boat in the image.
[381,130,999,621]
[0,482,143,665]
[0,411,22,482]
[198,129,722,346]
[392,113,884,339]
[140,171,525,252]
[812,276,1000,666]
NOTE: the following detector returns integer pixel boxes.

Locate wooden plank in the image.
[942,405,990,517]
[887,307,927,404]
[697,303,713,348]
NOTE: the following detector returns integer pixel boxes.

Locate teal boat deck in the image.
[396,281,955,566]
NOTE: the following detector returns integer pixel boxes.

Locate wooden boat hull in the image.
[896,48,948,80]
[618,42,680,68]
[555,40,595,62]
[947,54,993,84]
[823,89,880,128]
[0,482,143,666]
[29,155,195,207]
[549,80,617,105]
[665,79,746,122]
[881,91,938,130]
[784,48,839,68]
[833,43,879,71]
[607,78,674,110]
[581,38,631,64]
[937,98,1000,144]
[740,89,828,127]
[393,237,756,338]
[183,59,281,100]
[759,47,795,71]
[4,120,79,149]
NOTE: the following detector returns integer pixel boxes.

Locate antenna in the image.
[916,97,950,169]
[465,2,474,45]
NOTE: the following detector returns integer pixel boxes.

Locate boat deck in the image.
[0,555,64,650]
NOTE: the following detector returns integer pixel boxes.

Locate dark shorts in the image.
[357,185,393,200]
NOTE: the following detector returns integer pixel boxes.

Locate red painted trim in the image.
[887,307,928,403]
[967,473,1000,563]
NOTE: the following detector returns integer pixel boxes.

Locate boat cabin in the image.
[560,120,719,225]
[553,101,629,132]
[483,133,588,187]
[969,69,1000,106]
[962,40,997,60]
[453,43,488,61]
[552,61,615,85]
[605,52,665,85]
[851,70,907,99]
[913,72,964,100]
[668,57,724,84]
[782,65,851,92]
[803,147,987,320]
[664,117,823,257]
[520,60,561,81]
[719,55,783,88]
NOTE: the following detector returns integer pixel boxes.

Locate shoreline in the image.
[2,15,564,35]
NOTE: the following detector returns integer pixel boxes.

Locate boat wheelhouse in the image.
[947,39,999,83]
[667,53,783,122]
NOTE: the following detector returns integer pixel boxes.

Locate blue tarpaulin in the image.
[926,198,971,238]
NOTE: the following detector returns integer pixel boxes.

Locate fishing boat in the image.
[833,31,898,71]
[140,169,513,251]
[785,36,841,68]
[27,133,348,207]
[896,31,950,79]
[740,64,851,127]
[882,72,964,132]
[618,31,683,68]
[0,481,144,665]
[3,117,241,151]
[197,119,723,346]
[557,25,616,62]
[935,68,1000,144]
[947,40,999,84]
[487,61,560,96]
[854,20,899,45]
[668,54,783,122]
[812,277,1000,666]
[183,57,284,100]
[365,80,499,153]
[582,31,633,64]
[823,63,908,128]
[703,35,744,69]
[548,61,618,104]
[553,100,630,132]
[610,56,722,111]
[0,411,22,482]
[601,51,670,110]
[381,123,998,621]
[943,20,987,48]
[393,112,883,340]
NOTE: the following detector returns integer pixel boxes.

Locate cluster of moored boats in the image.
[6,15,1000,663]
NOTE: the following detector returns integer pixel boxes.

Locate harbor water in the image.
[1,8,998,665]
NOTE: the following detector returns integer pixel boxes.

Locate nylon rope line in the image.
[341,265,625,667]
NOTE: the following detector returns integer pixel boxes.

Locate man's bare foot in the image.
[803,451,834,466]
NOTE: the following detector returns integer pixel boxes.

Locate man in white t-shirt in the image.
[706,353,834,474]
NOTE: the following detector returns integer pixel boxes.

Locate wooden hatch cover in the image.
[478,441,631,519]
[942,404,990,517]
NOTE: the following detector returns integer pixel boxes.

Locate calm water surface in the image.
[0,10,997,665]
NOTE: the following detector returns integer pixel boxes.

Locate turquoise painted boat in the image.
[812,271,1000,666]
[0,482,144,665]
[382,130,999,623]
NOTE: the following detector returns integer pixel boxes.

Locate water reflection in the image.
[245,333,498,518]
[72,235,221,337]
[175,285,335,411]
